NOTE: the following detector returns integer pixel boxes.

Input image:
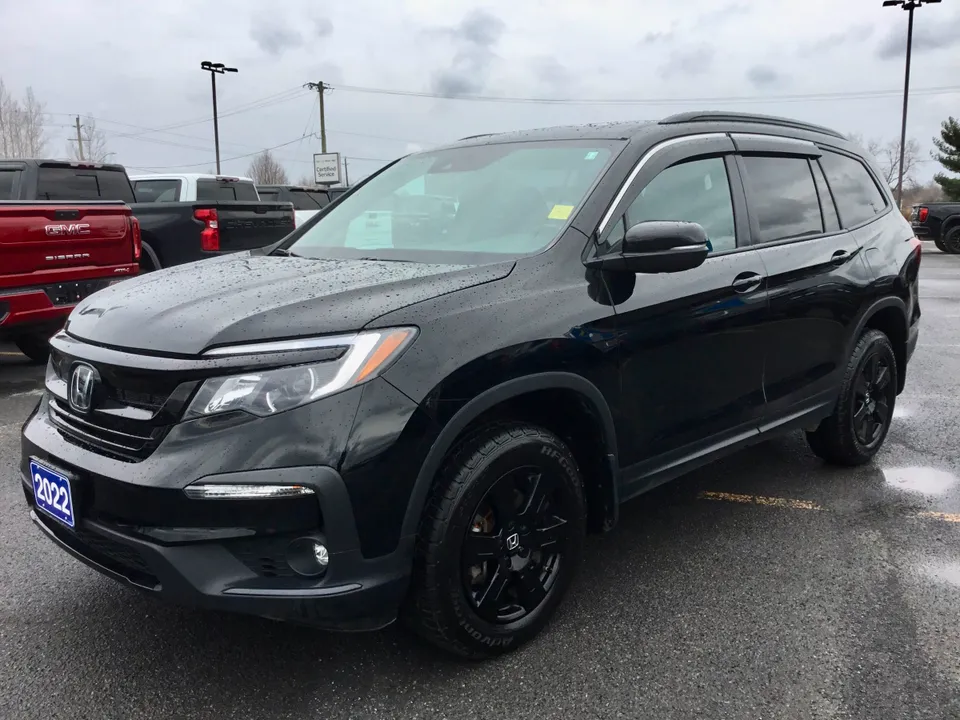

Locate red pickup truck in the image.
[0,201,141,362]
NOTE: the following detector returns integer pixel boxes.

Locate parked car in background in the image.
[911,201,960,253]
[0,162,297,273]
[256,184,347,226]
[0,196,140,362]
[21,112,921,658]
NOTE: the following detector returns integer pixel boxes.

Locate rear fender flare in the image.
[399,371,620,538]
[845,296,908,363]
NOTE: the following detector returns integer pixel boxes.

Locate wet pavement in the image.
[2,245,959,719]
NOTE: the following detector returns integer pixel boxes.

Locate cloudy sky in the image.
[2,0,958,183]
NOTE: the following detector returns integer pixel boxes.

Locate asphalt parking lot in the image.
[2,246,959,720]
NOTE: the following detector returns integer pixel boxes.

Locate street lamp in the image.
[882,0,940,208]
[200,61,238,174]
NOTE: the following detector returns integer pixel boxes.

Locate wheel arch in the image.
[400,372,620,539]
[848,297,909,394]
[139,239,162,272]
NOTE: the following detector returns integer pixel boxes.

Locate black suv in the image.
[21,111,921,658]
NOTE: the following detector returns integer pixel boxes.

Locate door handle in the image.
[731,272,763,293]
[831,249,849,265]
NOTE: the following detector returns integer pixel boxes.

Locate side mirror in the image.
[590,221,710,274]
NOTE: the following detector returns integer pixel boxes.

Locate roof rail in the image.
[659,111,846,140]
[458,133,494,141]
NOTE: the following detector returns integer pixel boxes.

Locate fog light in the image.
[286,537,330,577]
[313,542,329,567]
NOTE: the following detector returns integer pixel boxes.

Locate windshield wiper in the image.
[272,247,303,257]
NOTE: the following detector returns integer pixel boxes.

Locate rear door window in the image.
[740,156,823,243]
[819,151,888,228]
[288,190,325,209]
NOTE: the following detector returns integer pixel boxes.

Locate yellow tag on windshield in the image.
[548,204,574,220]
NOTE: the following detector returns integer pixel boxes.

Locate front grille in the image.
[49,398,171,462]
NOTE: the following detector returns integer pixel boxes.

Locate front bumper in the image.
[21,463,412,631]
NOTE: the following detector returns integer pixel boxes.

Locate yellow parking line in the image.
[698,491,823,511]
[915,511,960,524]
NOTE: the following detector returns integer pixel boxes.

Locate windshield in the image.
[286,140,619,264]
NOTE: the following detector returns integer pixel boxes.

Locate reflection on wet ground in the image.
[882,466,958,496]
[920,561,960,588]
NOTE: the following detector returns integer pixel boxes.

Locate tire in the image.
[944,226,960,255]
[806,329,897,466]
[14,334,51,364]
[934,237,948,253]
[405,423,586,659]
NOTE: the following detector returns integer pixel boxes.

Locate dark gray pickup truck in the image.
[911,201,960,254]
[0,160,295,271]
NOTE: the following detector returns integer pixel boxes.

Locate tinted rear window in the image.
[741,156,823,243]
[289,190,328,210]
[257,188,281,201]
[36,167,135,202]
[0,169,18,199]
[134,179,181,202]
[819,151,888,228]
[196,180,259,202]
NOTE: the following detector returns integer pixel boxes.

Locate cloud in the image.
[694,2,750,28]
[746,64,784,88]
[660,44,715,78]
[430,9,506,97]
[639,28,675,45]
[877,12,960,59]
[798,24,873,56]
[313,16,333,38]
[251,18,303,57]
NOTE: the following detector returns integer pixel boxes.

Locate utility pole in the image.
[883,0,940,208]
[200,61,239,174]
[304,81,331,153]
[74,116,85,161]
[343,157,349,186]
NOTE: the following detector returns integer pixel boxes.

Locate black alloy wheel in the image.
[852,352,892,448]
[806,328,898,466]
[461,466,567,624]
[407,423,586,658]
[944,227,960,255]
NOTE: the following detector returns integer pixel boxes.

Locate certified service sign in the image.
[313,153,342,185]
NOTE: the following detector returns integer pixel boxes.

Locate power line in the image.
[335,82,960,106]
[125,135,319,171]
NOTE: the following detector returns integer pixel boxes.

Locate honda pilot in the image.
[21,111,921,658]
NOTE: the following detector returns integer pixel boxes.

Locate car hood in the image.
[66,252,514,355]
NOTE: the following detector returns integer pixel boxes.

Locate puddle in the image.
[893,405,912,419]
[882,467,958,496]
[920,561,960,588]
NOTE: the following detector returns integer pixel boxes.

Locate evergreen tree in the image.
[933,116,960,201]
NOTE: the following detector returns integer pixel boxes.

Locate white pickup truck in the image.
[130,173,262,204]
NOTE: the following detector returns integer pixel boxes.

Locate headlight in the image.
[184,327,416,419]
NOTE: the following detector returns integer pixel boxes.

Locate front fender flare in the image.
[399,371,620,538]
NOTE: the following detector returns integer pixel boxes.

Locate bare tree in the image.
[67,115,112,162]
[296,174,316,186]
[847,133,920,189]
[246,150,288,184]
[0,77,48,158]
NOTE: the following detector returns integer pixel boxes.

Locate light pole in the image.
[200,61,238,174]
[882,0,940,208]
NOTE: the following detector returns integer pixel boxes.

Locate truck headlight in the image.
[184,328,416,419]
